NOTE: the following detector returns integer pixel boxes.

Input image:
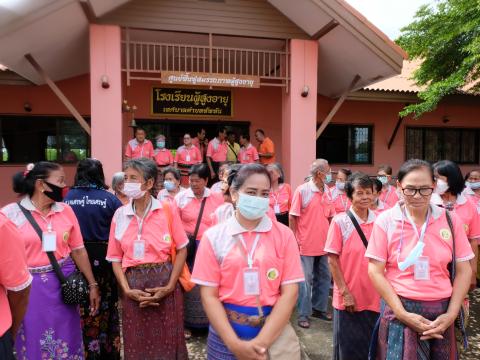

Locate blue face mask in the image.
[398,241,425,271]
[163,180,176,192]
[237,193,270,220]
[325,173,332,184]
[377,176,388,185]
[157,141,165,149]
[335,181,345,191]
[468,181,480,190]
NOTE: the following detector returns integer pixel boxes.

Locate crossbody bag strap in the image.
[192,197,207,240]
[346,210,369,248]
[18,203,67,283]
[228,143,239,160]
[445,210,456,282]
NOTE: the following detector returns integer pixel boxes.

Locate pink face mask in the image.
[123,182,146,199]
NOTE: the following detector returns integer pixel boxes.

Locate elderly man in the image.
[290,159,335,329]
[124,127,155,160]
[175,133,202,187]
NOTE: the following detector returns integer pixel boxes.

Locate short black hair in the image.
[189,163,210,180]
[217,126,227,135]
[373,178,383,193]
[134,127,146,135]
[338,168,352,178]
[397,159,434,183]
[230,164,271,191]
[378,164,393,175]
[345,172,373,200]
[74,158,108,189]
[433,160,465,196]
[255,129,265,136]
[227,131,236,137]
[240,133,250,141]
[13,162,62,197]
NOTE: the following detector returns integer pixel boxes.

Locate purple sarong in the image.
[16,258,84,360]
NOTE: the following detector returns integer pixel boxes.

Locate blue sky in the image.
[345,0,436,40]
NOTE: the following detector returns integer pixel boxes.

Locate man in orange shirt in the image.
[255,129,276,165]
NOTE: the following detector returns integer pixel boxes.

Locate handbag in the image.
[445,210,469,351]
[346,210,368,248]
[18,203,89,305]
[186,197,207,267]
[162,201,195,292]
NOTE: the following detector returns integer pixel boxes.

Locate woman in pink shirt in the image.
[377,164,400,208]
[157,167,183,203]
[174,163,224,330]
[2,162,100,359]
[325,172,379,360]
[370,178,388,214]
[192,164,304,360]
[106,158,189,359]
[267,163,292,226]
[367,159,473,359]
[331,168,352,214]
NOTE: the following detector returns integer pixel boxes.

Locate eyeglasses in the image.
[401,187,434,196]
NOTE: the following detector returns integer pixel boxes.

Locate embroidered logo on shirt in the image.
[63,231,69,242]
[163,234,172,243]
[266,268,279,281]
[464,224,469,234]
[440,228,451,241]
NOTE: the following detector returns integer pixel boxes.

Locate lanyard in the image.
[271,185,283,206]
[38,214,53,232]
[338,193,347,212]
[397,206,431,257]
[133,199,152,241]
[238,233,261,269]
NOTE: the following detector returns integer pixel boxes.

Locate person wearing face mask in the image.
[2,162,100,359]
[267,163,292,226]
[154,134,174,168]
[106,158,189,359]
[370,178,388,214]
[325,173,379,360]
[157,167,184,203]
[367,159,473,359]
[431,160,480,291]
[464,170,480,203]
[289,159,336,328]
[174,163,224,331]
[377,164,400,208]
[192,164,304,360]
[112,171,129,205]
[331,168,352,214]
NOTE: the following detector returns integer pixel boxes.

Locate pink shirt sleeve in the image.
[289,188,301,217]
[206,141,214,158]
[366,217,389,262]
[0,219,31,290]
[170,206,189,250]
[194,147,202,164]
[252,147,259,161]
[325,219,343,255]
[106,214,123,262]
[174,148,181,163]
[467,203,480,240]
[64,205,84,250]
[280,231,305,285]
[191,234,221,286]
[125,143,132,158]
[451,212,476,262]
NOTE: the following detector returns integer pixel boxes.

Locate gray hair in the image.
[310,159,329,176]
[111,172,125,192]
[267,163,285,184]
[123,158,158,188]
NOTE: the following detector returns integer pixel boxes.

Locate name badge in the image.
[243,267,260,296]
[42,231,57,252]
[274,204,281,214]
[414,256,430,281]
[186,155,191,162]
[133,239,146,260]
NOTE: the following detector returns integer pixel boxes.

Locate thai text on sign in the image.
[161,71,260,88]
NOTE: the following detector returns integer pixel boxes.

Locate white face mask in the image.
[435,179,449,195]
[123,182,146,199]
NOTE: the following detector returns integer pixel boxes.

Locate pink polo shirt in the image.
[331,188,352,214]
[2,197,85,268]
[380,185,399,208]
[290,181,335,256]
[239,144,259,164]
[175,145,202,165]
[269,184,292,214]
[106,197,189,269]
[154,149,174,166]
[173,188,224,240]
[431,193,480,241]
[125,139,155,159]
[206,137,228,163]
[192,215,304,306]
[325,209,380,312]
[0,213,32,337]
[366,203,474,301]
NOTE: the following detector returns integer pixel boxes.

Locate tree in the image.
[396,0,480,118]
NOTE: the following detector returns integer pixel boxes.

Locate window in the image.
[0,116,90,164]
[406,127,479,164]
[316,124,373,164]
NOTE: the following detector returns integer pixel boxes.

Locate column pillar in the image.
[90,24,123,184]
[282,39,318,190]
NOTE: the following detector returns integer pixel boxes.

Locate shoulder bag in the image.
[346,210,369,248]
[186,197,207,267]
[18,203,89,305]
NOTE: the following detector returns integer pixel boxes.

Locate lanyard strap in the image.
[133,198,152,240]
[384,186,392,203]
[339,193,347,211]
[398,206,431,254]
[238,233,261,268]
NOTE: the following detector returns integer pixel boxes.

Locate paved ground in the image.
[187,288,480,359]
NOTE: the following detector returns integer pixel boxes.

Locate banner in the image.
[161,71,259,88]
[152,87,232,117]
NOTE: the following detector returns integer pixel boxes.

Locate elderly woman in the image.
[106,158,189,359]
[157,166,183,203]
[331,168,352,214]
[174,163,224,330]
[2,161,100,359]
[111,171,128,205]
[324,172,379,360]
[367,159,473,359]
[64,159,123,359]
[267,163,292,226]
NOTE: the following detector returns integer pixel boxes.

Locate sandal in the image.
[297,319,310,329]
[312,309,332,322]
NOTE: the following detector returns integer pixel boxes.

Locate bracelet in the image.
[88,282,99,288]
